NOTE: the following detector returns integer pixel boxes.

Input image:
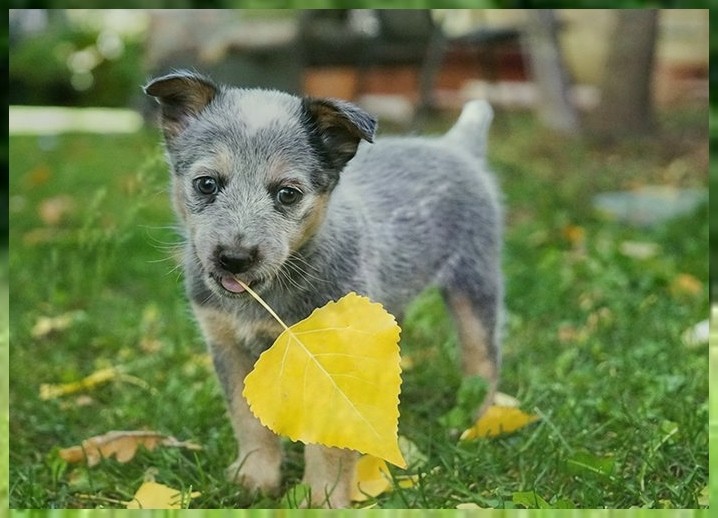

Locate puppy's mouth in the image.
[217,274,247,294]
[209,273,265,296]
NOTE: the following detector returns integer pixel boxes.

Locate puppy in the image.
[145,70,503,508]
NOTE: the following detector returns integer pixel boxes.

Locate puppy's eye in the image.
[276,187,302,206]
[194,176,219,196]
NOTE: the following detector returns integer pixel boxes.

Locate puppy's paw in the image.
[226,452,281,495]
[300,480,351,509]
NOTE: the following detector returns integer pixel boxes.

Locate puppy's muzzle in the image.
[216,246,259,275]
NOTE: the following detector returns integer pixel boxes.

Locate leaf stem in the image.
[234,277,290,331]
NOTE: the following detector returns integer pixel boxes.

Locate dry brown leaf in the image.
[31,311,84,339]
[26,164,52,187]
[59,431,202,467]
[561,224,585,246]
[38,195,75,225]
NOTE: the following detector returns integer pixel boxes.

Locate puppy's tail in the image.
[444,100,493,159]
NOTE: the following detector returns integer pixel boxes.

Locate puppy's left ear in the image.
[303,98,377,169]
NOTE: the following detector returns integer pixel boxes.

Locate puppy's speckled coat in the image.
[145,71,503,508]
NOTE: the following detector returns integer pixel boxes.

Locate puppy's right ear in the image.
[144,71,217,140]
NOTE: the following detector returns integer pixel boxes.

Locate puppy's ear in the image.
[144,71,217,140]
[303,98,377,169]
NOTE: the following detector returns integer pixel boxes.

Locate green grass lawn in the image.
[8,107,708,509]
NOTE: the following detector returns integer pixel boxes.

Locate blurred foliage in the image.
[1,22,7,245]
[709,9,717,299]
[9,13,144,108]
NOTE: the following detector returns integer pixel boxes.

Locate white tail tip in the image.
[446,100,494,158]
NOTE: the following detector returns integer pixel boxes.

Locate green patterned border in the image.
[5,3,714,515]
[3,508,715,517]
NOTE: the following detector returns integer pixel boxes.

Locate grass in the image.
[8,106,708,509]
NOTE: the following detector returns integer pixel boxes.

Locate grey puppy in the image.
[145,70,503,508]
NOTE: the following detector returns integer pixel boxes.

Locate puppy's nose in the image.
[217,247,259,274]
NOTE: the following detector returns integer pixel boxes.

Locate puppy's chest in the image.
[235,317,285,358]
[193,303,284,358]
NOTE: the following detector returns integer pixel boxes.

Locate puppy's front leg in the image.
[193,305,282,495]
[303,445,357,508]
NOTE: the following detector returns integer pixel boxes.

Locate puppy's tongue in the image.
[220,276,246,294]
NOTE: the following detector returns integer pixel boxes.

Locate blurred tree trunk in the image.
[523,9,579,133]
[592,10,659,137]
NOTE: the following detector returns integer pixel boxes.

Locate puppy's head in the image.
[145,71,376,297]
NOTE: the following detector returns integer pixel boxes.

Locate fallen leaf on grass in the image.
[351,455,418,502]
[26,163,52,187]
[670,273,703,297]
[561,224,585,247]
[40,366,152,400]
[126,481,200,509]
[241,288,405,468]
[38,195,75,225]
[59,431,202,467]
[40,366,119,400]
[31,311,85,339]
[460,405,539,440]
[352,455,392,502]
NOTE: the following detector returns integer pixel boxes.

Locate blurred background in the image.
[7,6,711,284]
[8,9,709,122]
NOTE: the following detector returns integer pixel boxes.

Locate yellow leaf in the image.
[59,430,202,467]
[670,273,703,297]
[126,481,200,509]
[40,366,154,400]
[243,292,405,468]
[351,455,392,502]
[460,405,540,440]
[351,454,418,502]
[40,366,119,400]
